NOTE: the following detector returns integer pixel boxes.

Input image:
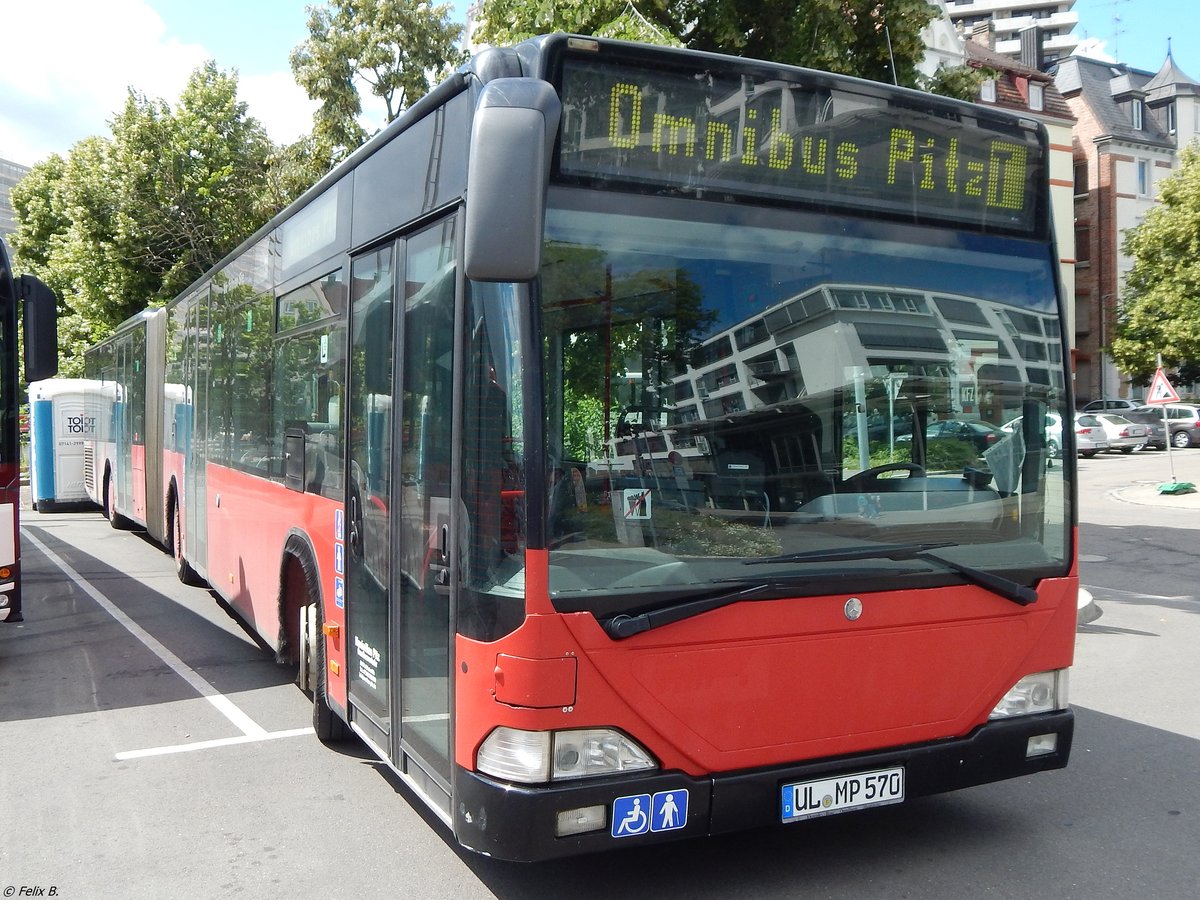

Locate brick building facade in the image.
[1054,53,1200,404]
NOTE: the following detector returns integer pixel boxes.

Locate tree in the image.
[290,0,466,164]
[1111,144,1200,383]
[10,64,284,374]
[475,0,943,89]
[111,62,279,305]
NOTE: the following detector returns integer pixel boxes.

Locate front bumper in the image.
[452,710,1073,862]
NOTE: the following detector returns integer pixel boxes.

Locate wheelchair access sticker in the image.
[611,790,688,838]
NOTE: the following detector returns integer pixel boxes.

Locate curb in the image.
[1106,484,1200,509]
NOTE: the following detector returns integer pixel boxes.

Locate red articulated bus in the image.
[82,34,1077,861]
[0,236,58,623]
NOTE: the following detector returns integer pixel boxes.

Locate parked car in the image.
[1091,413,1149,453]
[1073,414,1110,457]
[1000,412,1064,459]
[1131,404,1200,449]
[1080,398,1141,413]
[904,418,1004,454]
[1123,409,1168,450]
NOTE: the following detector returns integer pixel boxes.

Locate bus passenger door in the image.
[185,289,209,578]
[345,243,397,741]
[344,220,456,812]
[394,220,456,794]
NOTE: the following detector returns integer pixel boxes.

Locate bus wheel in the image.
[105,471,132,530]
[294,559,350,744]
[310,599,351,744]
[170,497,204,587]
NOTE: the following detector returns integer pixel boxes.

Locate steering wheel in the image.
[845,462,926,490]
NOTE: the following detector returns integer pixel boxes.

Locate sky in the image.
[1,0,1197,169]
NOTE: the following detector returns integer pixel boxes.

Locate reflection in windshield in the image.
[538,199,1070,611]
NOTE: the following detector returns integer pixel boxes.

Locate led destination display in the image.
[557,56,1044,233]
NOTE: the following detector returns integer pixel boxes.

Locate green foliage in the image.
[922,64,997,103]
[1112,144,1200,382]
[476,0,940,87]
[475,0,681,46]
[10,64,288,375]
[842,436,975,472]
[290,0,466,164]
[572,503,782,556]
[923,438,977,471]
[843,437,909,470]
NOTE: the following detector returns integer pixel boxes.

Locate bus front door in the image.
[345,221,456,817]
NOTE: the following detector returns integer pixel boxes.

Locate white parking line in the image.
[23,527,283,748]
[115,727,313,760]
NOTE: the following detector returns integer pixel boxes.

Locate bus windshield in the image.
[538,192,1070,617]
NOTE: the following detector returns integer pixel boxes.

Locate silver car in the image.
[1073,414,1110,457]
[1093,413,1149,453]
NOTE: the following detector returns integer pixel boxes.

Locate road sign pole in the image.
[1152,357,1179,484]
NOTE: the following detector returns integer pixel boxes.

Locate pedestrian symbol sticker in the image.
[334,576,345,609]
[612,794,651,837]
[612,790,688,838]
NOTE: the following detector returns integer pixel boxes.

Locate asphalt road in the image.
[2,450,1199,898]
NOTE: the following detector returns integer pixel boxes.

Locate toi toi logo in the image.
[65,414,96,435]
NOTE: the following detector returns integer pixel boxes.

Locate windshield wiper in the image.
[746,541,1037,606]
[603,582,777,640]
[603,544,1038,640]
[911,552,1038,606]
[747,541,956,565]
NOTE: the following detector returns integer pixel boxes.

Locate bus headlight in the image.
[477,727,657,784]
[989,669,1069,719]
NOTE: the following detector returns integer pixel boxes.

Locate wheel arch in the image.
[277,529,322,667]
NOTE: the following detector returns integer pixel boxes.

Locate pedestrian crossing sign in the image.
[1146,368,1181,405]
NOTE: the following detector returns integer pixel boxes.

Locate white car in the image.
[1091,413,1149,453]
[1072,414,1110,458]
[1000,412,1064,459]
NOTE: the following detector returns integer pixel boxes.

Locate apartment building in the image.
[1054,52,1200,403]
[0,157,30,243]
[946,0,1079,64]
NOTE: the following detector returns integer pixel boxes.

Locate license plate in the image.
[781,766,904,823]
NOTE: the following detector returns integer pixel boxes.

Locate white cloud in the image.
[239,71,318,148]
[0,1,313,166]
[1072,37,1118,64]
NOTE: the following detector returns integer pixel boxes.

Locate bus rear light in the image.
[477,727,657,784]
[0,566,10,579]
[989,669,1069,720]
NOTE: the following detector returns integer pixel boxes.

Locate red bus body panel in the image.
[200,464,347,707]
[457,546,1076,776]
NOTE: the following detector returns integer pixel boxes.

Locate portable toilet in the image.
[28,378,101,511]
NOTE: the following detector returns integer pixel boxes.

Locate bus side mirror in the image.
[464,78,561,283]
[19,273,58,382]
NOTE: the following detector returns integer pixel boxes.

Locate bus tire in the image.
[310,599,351,744]
[104,470,132,530]
[290,547,350,744]
[169,492,204,587]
